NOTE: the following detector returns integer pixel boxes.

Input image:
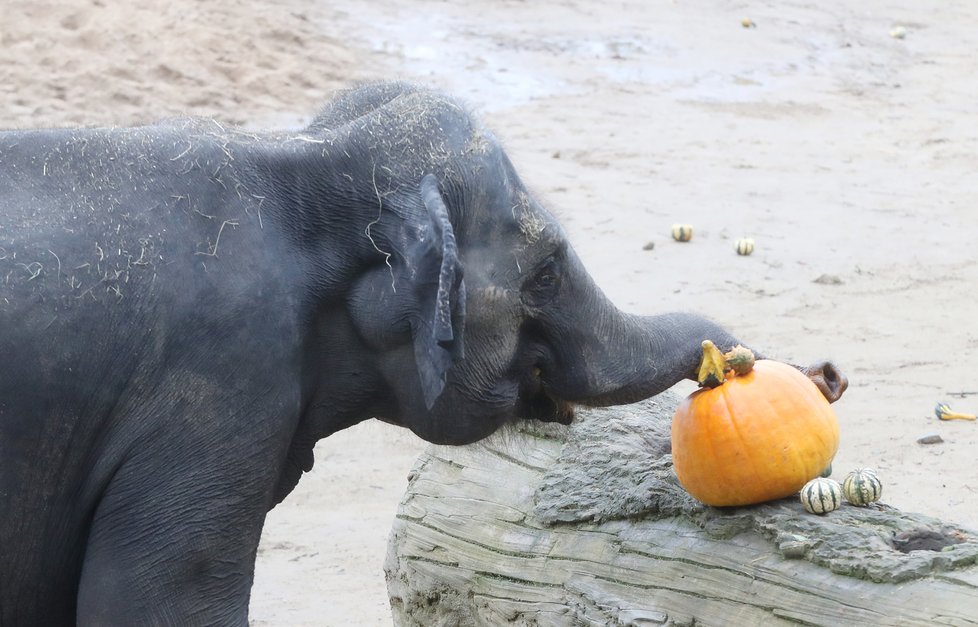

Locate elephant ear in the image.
[413,174,466,409]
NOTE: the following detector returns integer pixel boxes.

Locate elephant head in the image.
[310,83,847,445]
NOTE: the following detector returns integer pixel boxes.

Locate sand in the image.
[4,0,977,624]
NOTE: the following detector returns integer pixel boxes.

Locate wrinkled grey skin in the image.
[0,82,846,625]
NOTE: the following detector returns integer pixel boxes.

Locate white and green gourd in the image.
[800,477,843,514]
[735,238,755,256]
[671,224,693,242]
[842,468,882,506]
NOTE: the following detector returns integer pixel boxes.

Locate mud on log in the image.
[385,393,978,626]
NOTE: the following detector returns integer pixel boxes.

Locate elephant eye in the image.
[521,259,561,307]
[536,272,556,289]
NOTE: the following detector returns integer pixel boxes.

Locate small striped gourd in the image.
[842,468,882,506]
[671,224,693,242]
[800,477,843,514]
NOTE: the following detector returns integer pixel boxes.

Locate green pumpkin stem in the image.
[724,344,756,376]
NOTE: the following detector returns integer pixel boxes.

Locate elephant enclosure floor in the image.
[7,0,978,624]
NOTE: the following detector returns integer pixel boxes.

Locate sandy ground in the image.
[4,0,978,624]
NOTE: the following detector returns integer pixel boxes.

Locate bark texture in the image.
[385,393,978,626]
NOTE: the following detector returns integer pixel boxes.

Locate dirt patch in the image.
[0,0,361,129]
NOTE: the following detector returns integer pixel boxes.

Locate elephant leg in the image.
[76,457,271,626]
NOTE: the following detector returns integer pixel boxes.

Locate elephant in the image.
[0,81,846,625]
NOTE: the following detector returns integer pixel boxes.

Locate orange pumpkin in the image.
[671,344,839,507]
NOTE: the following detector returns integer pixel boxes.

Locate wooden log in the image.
[385,393,978,626]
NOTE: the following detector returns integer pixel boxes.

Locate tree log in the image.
[385,393,978,626]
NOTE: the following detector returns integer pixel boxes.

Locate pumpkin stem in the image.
[697,340,729,388]
[697,342,758,388]
[724,344,756,376]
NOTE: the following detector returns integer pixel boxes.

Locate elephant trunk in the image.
[557,308,743,407]
[546,302,847,407]
[528,249,846,411]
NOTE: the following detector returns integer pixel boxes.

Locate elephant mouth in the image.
[516,367,575,425]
